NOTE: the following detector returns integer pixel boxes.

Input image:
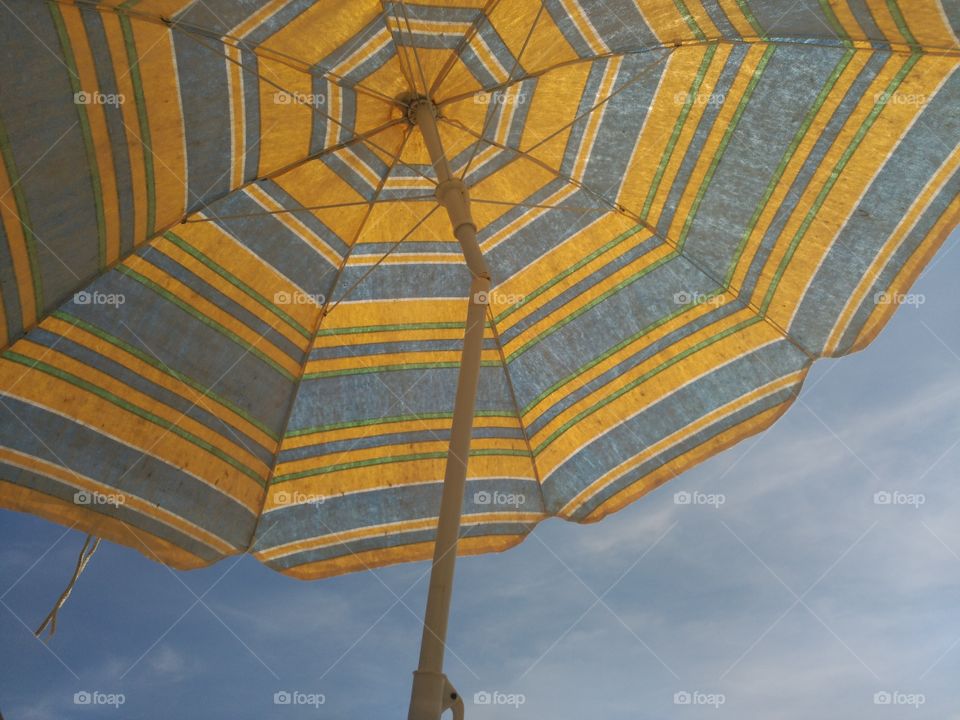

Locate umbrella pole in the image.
[408,99,490,720]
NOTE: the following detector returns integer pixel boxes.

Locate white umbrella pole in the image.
[408,99,490,720]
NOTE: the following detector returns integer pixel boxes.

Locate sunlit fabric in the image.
[0,0,958,578]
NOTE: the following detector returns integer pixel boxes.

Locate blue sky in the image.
[2,228,960,720]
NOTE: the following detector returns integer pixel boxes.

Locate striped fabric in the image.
[0,0,958,578]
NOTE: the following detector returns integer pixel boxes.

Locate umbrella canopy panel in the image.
[0,0,958,579]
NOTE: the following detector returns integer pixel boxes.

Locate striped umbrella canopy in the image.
[2,0,959,639]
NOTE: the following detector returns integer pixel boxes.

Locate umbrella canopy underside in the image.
[0,0,958,578]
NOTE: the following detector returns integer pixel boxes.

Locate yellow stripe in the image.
[533,307,765,477]
[663,43,761,242]
[0,358,264,512]
[583,393,797,522]
[559,0,609,55]
[825,142,960,353]
[766,55,939,331]
[226,45,246,189]
[0,477,211,570]
[852,195,960,352]
[726,50,871,294]
[101,12,149,245]
[571,56,622,182]
[284,414,522,449]
[243,184,343,267]
[271,453,535,500]
[62,5,122,264]
[44,314,277,451]
[502,240,674,358]
[257,511,543,562]
[11,339,270,480]
[123,253,303,377]
[0,446,239,554]
[0,147,37,329]
[560,370,802,515]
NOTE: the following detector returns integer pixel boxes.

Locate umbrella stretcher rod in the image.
[408,98,490,720]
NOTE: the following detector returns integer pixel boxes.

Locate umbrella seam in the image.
[436,38,954,107]
[487,307,545,509]
[246,126,415,553]
[440,116,818,361]
[57,0,404,107]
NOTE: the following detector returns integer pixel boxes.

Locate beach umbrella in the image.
[1,1,959,717]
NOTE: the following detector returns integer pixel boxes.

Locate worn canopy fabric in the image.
[0,0,958,579]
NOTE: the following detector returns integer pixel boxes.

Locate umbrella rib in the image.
[172,23,439,187]
[428,0,502,98]
[457,1,546,182]
[0,115,401,353]
[487,308,544,493]
[380,3,419,94]
[442,117,817,362]
[59,0,404,108]
[522,52,671,157]
[437,35,959,110]
[323,204,441,316]
[395,0,431,96]
[248,126,415,548]
[181,194,437,223]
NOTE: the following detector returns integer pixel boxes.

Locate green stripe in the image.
[676,44,776,250]
[673,0,707,42]
[2,350,265,485]
[641,44,718,221]
[886,0,920,50]
[817,0,852,46]
[0,110,44,314]
[494,225,646,325]
[506,251,678,363]
[119,14,156,236]
[759,53,921,315]
[117,264,296,380]
[286,410,514,438]
[533,316,762,455]
[317,321,469,336]
[54,310,279,441]
[735,0,765,38]
[521,288,724,414]
[164,231,311,338]
[274,448,531,483]
[723,49,855,288]
[303,359,500,380]
[50,4,107,268]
